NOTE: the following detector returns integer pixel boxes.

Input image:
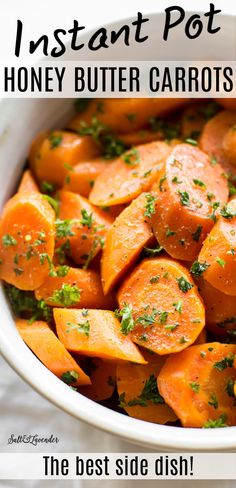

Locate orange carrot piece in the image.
[151,143,228,261]
[158,342,236,427]
[222,124,236,166]
[117,257,205,355]
[63,159,107,197]
[180,100,219,139]
[119,130,164,147]
[0,192,55,290]
[54,308,146,364]
[89,141,172,206]
[117,351,177,424]
[101,193,154,294]
[16,319,90,386]
[29,130,100,186]
[56,191,112,266]
[199,110,236,174]
[79,358,116,401]
[197,277,236,340]
[17,170,39,193]
[198,197,236,295]
[35,267,116,309]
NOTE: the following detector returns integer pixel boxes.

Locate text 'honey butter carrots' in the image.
[117,258,205,355]
[68,98,189,135]
[35,267,116,310]
[158,343,236,428]
[0,192,55,290]
[56,191,112,266]
[17,170,39,193]
[54,308,146,364]
[29,130,100,186]
[151,143,228,261]
[63,158,107,197]
[198,197,236,295]
[101,193,154,295]
[89,141,172,206]
[79,358,116,402]
[16,319,91,386]
[117,350,177,424]
[199,110,236,173]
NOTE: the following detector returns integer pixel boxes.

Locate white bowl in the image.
[0,12,236,451]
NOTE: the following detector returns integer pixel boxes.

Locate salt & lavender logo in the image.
[7,434,59,446]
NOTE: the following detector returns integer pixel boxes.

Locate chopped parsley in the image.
[150,275,160,284]
[61,370,79,385]
[208,393,218,409]
[173,300,182,313]
[216,257,225,268]
[172,176,182,184]
[189,382,200,393]
[2,234,17,247]
[190,260,210,277]
[80,209,94,229]
[214,354,235,371]
[208,201,220,222]
[143,245,163,257]
[184,138,198,146]
[176,276,193,293]
[144,194,156,218]
[122,147,140,166]
[49,133,62,149]
[78,117,106,141]
[41,181,55,194]
[115,303,135,335]
[220,205,236,220]
[136,308,158,327]
[178,190,190,207]
[55,219,75,238]
[42,195,59,216]
[66,320,90,337]
[203,414,227,428]
[50,284,81,307]
[225,378,235,398]
[102,134,126,160]
[193,178,206,189]
[119,374,164,408]
[5,285,52,324]
[159,175,167,192]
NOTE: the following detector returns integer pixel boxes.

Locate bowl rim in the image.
[1,11,236,452]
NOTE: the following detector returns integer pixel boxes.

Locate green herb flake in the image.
[50,284,81,307]
[208,393,218,409]
[80,209,94,229]
[184,138,198,146]
[61,370,79,385]
[214,354,235,371]
[220,205,236,220]
[2,234,17,247]
[55,219,75,238]
[49,133,62,149]
[226,378,235,398]
[144,194,156,218]
[173,300,182,313]
[193,179,206,189]
[159,175,167,192]
[176,276,193,293]
[122,147,140,166]
[190,260,210,277]
[41,181,55,194]
[189,382,200,393]
[216,257,225,268]
[203,414,227,428]
[115,303,135,336]
[66,320,90,337]
[166,228,176,237]
[178,190,190,207]
[150,275,160,284]
[42,195,59,217]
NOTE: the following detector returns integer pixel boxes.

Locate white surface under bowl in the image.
[0,12,236,451]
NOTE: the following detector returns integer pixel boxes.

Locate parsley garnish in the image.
[143,245,163,257]
[2,234,17,247]
[78,117,106,141]
[173,300,182,313]
[5,285,52,324]
[220,205,236,220]
[144,194,156,218]
[42,195,59,217]
[50,284,81,307]
[115,303,135,335]
[55,219,75,238]
[80,209,93,229]
[120,374,165,408]
[216,257,225,267]
[41,181,55,194]
[193,179,206,189]
[49,133,62,149]
[66,320,90,337]
[226,378,235,397]
[122,147,140,166]
[214,354,235,371]
[189,382,200,393]
[178,191,190,207]
[190,260,210,277]
[176,277,193,293]
[159,175,167,192]
[136,308,158,327]
[208,393,218,409]
[203,414,227,428]
[61,370,79,385]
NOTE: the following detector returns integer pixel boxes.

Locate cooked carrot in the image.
[29,130,100,186]
[68,98,189,134]
[194,328,207,345]
[151,143,228,261]
[89,141,172,206]
[199,110,236,174]
[216,99,236,111]
[17,170,39,193]
[0,192,55,290]
[117,350,177,424]
[56,191,112,266]
[180,100,219,139]
[54,308,146,364]
[16,319,90,386]
[158,342,236,427]
[79,358,116,401]
[35,266,116,309]
[63,158,107,197]
[197,277,236,339]
[117,257,205,355]
[119,130,163,147]
[198,197,236,295]
[222,124,236,166]
[101,193,154,294]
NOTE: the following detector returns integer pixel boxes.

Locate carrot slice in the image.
[198,197,236,295]
[63,159,107,197]
[197,277,236,339]
[117,257,205,355]
[79,358,116,401]
[89,141,172,206]
[35,266,116,309]
[16,319,90,386]
[151,143,228,261]
[101,193,154,295]
[180,100,220,139]
[54,308,146,364]
[117,350,177,424]
[68,98,189,134]
[158,342,236,427]
[119,130,163,147]
[17,170,39,193]
[29,130,100,186]
[199,110,236,173]
[0,192,55,290]
[222,124,236,166]
[56,190,112,266]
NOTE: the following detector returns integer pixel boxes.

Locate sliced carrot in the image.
[158,342,236,427]
[89,141,172,206]
[222,124,236,166]
[35,266,116,309]
[16,319,90,386]
[180,100,220,139]
[68,98,189,134]
[117,350,177,424]
[198,197,236,295]
[199,110,236,173]
[151,143,228,261]
[54,308,146,364]
[119,130,163,147]
[29,130,100,186]
[0,192,55,290]
[63,158,107,197]
[56,191,112,266]
[117,257,205,355]
[101,193,154,294]
[79,358,116,401]
[17,170,39,193]
[197,277,236,339]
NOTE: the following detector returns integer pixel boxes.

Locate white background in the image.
[0,1,236,487]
